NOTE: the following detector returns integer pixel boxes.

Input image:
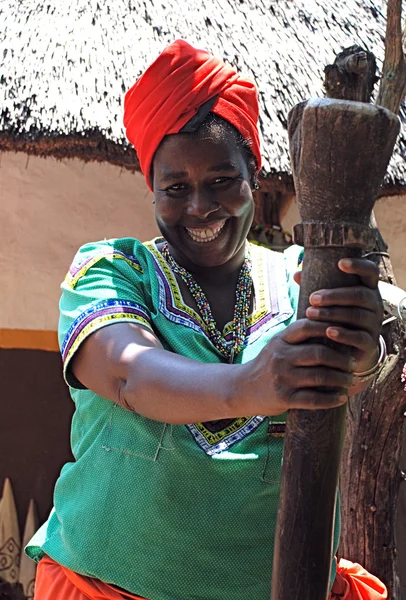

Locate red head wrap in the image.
[124,40,261,190]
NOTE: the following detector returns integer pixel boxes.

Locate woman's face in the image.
[152,131,255,271]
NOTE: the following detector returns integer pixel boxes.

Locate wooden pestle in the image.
[271,99,399,600]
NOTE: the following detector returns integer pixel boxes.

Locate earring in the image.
[152,199,156,204]
[252,182,260,191]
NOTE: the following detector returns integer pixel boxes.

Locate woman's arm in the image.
[71,257,383,424]
[71,317,354,424]
[72,322,245,423]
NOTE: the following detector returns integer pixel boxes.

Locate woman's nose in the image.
[185,188,219,219]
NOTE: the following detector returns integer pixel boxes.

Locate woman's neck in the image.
[164,240,247,286]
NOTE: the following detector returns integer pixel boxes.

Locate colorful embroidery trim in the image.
[61,299,152,368]
[154,252,207,335]
[141,239,295,455]
[186,416,266,456]
[66,249,143,288]
[162,243,253,363]
[145,240,294,345]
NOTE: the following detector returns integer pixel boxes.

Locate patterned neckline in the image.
[145,238,287,351]
[161,243,253,363]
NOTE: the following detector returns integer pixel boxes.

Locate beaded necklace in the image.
[161,243,253,363]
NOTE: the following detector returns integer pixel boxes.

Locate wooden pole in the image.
[271,99,399,600]
[321,6,406,589]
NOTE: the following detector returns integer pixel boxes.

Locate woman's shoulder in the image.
[64,237,161,289]
[72,236,158,258]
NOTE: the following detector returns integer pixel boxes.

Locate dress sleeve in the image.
[58,239,153,389]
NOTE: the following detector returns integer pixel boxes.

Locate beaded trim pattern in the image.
[161,243,252,362]
[150,247,207,336]
[143,239,295,455]
[157,242,287,456]
[61,238,297,455]
[241,243,295,345]
[145,239,294,345]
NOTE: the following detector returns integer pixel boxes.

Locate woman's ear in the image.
[251,175,260,191]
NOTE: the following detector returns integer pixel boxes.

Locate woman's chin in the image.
[179,227,236,267]
[160,219,249,270]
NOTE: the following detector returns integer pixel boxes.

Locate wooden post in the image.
[322,26,406,595]
[271,99,399,600]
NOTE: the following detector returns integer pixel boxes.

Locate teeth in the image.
[185,220,226,243]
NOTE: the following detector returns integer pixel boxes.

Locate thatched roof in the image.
[1,0,405,189]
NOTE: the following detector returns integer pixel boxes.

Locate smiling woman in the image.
[153,121,255,273]
[27,40,387,600]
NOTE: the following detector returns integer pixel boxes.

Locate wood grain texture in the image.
[271,99,399,600]
[321,37,406,598]
[338,218,406,599]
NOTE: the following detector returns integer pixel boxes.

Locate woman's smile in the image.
[185,219,228,243]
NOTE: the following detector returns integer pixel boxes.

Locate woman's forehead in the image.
[153,133,246,176]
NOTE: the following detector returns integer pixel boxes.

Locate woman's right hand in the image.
[242,319,357,416]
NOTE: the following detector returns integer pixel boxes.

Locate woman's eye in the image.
[163,183,188,194]
[212,175,238,185]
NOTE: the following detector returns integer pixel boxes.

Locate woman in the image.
[28,40,387,599]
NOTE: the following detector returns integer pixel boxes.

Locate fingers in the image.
[296,257,378,291]
[288,389,348,410]
[290,343,357,372]
[307,283,383,342]
[295,258,378,290]
[338,258,379,289]
[306,305,379,337]
[291,366,355,389]
[325,326,377,352]
[262,324,357,414]
[280,319,332,344]
[309,286,380,311]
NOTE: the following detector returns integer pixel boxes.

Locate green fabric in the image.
[26,237,339,600]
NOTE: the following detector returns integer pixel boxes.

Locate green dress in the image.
[26,237,339,600]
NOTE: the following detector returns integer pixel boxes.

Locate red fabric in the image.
[33,556,147,600]
[34,555,387,600]
[123,39,261,190]
[329,559,387,599]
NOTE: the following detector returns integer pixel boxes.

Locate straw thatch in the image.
[1,0,405,188]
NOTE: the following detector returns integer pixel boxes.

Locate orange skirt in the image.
[33,556,146,599]
[331,559,387,599]
[34,555,387,599]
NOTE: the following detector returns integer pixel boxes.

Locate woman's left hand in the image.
[294,258,384,390]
